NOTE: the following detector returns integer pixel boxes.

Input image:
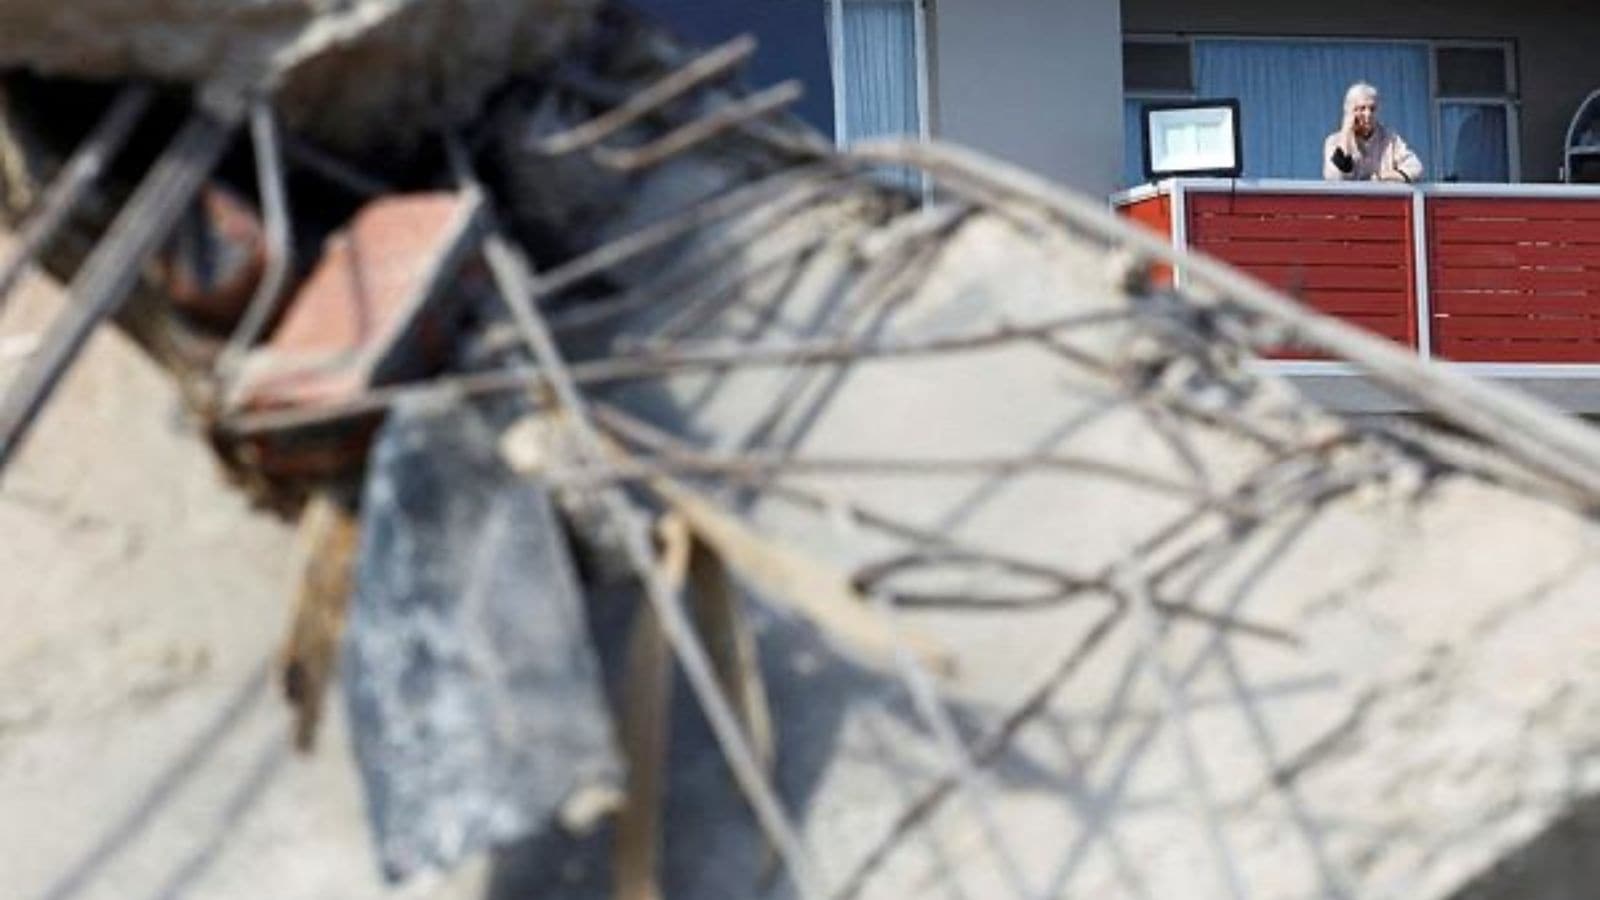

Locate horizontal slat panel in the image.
[1432,218,1600,244]
[1295,290,1414,315]
[1120,196,1172,238]
[1197,238,1410,267]
[1189,194,1409,218]
[1434,340,1600,363]
[1331,314,1412,341]
[1432,293,1600,315]
[1244,264,1410,291]
[1434,316,1600,341]
[1430,199,1600,222]
[1431,242,1600,269]
[1177,194,1600,366]
[1431,267,1600,293]
[1265,313,1413,358]
[1193,216,1405,241]
[1282,314,1412,342]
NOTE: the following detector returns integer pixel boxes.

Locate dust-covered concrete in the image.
[0,236,491,900]
[585,183,1600,899]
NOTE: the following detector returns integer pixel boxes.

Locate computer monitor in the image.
[1142,99,1243,180]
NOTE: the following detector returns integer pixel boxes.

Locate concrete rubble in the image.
[1,4,1599,900]
[0,240,492,900]
[0,0,600,154]
[346,396,622,881]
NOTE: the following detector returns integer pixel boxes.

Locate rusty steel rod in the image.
[0,85,153,314]
[0,87,244,475]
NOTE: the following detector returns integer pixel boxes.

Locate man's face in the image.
[1352,99,1378,138]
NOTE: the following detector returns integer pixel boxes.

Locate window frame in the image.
[1431,39,1521,182]
[1121,33,1522,184]
[1122,35,1198,107]
[1122,34,1196,96]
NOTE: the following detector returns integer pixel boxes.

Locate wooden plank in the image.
[0,86,246,474]
[1434,339,1600,363]
[1432,292,1600,316]
[1434,316,1600,341]
[1265,312,1414,357]
[280,491,359,753]
[689,541,774,779]
[1431,266,1600,293]
[1188,193,1408,218]
[1431,218,1600,245]
[1243,264,1411,291]
[1431,242,1600,269]
[1333,313,1414,343]
[1190,215,1406,242]
[613,515,687,900]
[1196,238,1409,267]
[1429,198,1600,222]
[687,535,778,883]
[642,474,954,675]
[1294,289,1415,315]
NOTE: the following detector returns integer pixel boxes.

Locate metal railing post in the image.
[1412,188,1433,360]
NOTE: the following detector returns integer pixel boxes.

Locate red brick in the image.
[233,192,479,412]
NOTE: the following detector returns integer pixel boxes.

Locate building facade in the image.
[634,1,1600,198]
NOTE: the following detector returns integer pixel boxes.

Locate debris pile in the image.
[2,5,1600,899]
[0,0,600,154]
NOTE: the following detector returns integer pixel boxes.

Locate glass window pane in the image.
[842,0,919,142]
[1440,103,1510,182]
[1124,99,1148,186]
[1194,39,1432,180]
[1124,42,1193,93]
[1436,46,1510,97]
[840,0,921,189]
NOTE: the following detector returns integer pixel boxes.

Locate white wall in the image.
[931,0,1125,197]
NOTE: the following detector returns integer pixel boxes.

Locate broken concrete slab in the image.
[513,139,1600,899]
[0,0,601,155]
[344,395,622,883]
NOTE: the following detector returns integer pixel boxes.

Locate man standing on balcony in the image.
[1324,82,1425,183]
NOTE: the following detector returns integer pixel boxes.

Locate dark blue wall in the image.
[623,0,835,135]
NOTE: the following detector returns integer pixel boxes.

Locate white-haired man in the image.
[1324,82,1424,182]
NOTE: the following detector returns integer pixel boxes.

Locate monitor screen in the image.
[1142,100,1243,180]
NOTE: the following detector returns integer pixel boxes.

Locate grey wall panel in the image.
[933,0,1126,197]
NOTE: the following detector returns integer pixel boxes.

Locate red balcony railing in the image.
[1427,197,1600,362]
[1114,179,1600,410]
[1187,191,1418,353]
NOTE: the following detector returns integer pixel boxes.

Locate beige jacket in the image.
[1323,125,1424,182]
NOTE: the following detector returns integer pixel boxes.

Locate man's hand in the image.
[1330,146,1355,174]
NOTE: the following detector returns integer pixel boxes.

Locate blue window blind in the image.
[1440,103,1509,182]
[840,0,920,144]
[1193,40,1433,181]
